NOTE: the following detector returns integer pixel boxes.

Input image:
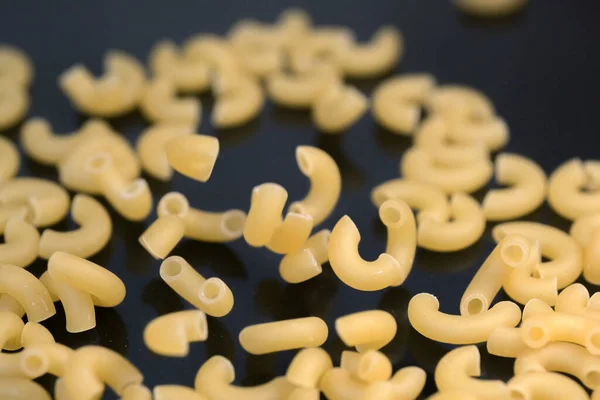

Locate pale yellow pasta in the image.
[289,27,353,74]
[0,177,70,228]
[548,158,600,220]
[86,152,152,221]
[556,283,600,321]
[370,179,450,223]
[0,310,24,351]
[486,327,528,358]
[0,203,31,236]
[54,379,70,400]
[0,294,25,318]
[455,0,527,17]
[20,342,73,379]
[400,147,493,194]
[165,134,219,182]
[39,194,111,260]
[408,292,521,344]
[62,345,143,400]
[239,317,328,355]
[320,367,367,400]
[417,192,485,252]
[362,366,427,400]
[20,118,113,166]
[143,310,208,357]
[136,124,192,181]
[492,221,583,289]
[279,229,330,283]
[340,26,403,78]
[139,78,201,125]
[507,372,588,400]
[138,215,184,260]
[0,352,23,378]
[244,183,288,247]
[289,145,341,226]
[446,116,510,152]
[149,40,211,93]
[228,21,282,78]
[58,50,145,117]
[121,384,152,400]
[434,345,509,399]
[286,347,333,388]
[0,45,34,87]
[414,116,487,165]
[266,65,339,108]
[460,234,533,316]
[372,73,436,135]
[0,82,29,131]
[0,264,55,322]
[426,391,477,400]
[276,8,312,48]
[335,310,397,352]
[482,153,547,220]
[0,377,51,400]
[211,74,264,128]
[312,81,368,133]
[157,192,246,242]
[153,385,208,400]
[266,212,313,255]
[425,85,495,121]
[183,34,241,73]
[329,215,402,291]
[378,199,416,284]
[20,322,55,347]
[341,350,392,382]
[0,218,39,268]
[0,136,18,184]
[570,213,600,284]
[160,256,234,317]
[194,355,294,400]
[288,387,320,400]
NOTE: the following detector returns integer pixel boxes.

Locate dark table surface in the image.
[2,0,600,398]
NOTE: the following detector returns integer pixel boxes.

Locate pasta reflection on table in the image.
[316,134,365,189]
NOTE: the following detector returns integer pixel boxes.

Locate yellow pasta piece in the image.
[0,294,25,319]
[341,350,392,382]
[266,65,339,108]
[266,212,313,255]
[446,116,510,153]
[556,283,600,321]
[312,81,368,133]
[139,78,201,125]
[286,347,333,388]
[417,192,485,252]
[0,81,29,131]
[160,256,233,317]
[121,384,152,400]
[144,310,207,357]
[288,387,319,400]
[426,391,477,400]
[289,145,341,226]
[0,377,51,400]
[289,28,353,74]
[319,367,367,400]
[59,50,145,117]
[378,199,416,284]
[0,45,34,87]
[228,21,283,78]
[400,147,493,194]
[138,215,185,260]
[279,229,330,283]
[482,153,547,220]
[336,310,397,352]
[211,73,264,128]
[434,345,509,399]
[486,327,528,358]
[239,317,328,355]
[0,310,24,351]
[153,385,208,400]
[276,8,312,48]
[408,292,521,344]
[329,215,402,291]
[522,298,554,321]
[492,221,583,289]
[570,213,600,284]
[183,34,241,73]
[455,0,527,17]
[362,366,427,400]
[157,192,246,242]
[340,26,403,78]
[0,203,31,236]
[507,372,588,400]
[0,264,55,322]
[39,194,111,260]
[20,321,55,347]
[243,182,288,247]
[0,136,19,184]
[136,124,193,181]
[20,342,73,379]
[548,158,600,220]
[62,345,143,400]
[0,218,39,268]
[165,134,219,182]
[20,118,113,166]
[194,355,294,400]
[460,234,533,315]
[149,40,211,93]
[0,352,23,378]
[425,85,495,121]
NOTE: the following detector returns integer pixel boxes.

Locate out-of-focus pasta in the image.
[0,81,29,131]
[149,40,211,93]
[312,80,368,133]
[0,45,34,87]
[136,124,193,181]
[165,134,219,182]
[548,158,600,220]
[139,78,201,125]
[0,218,39,268]
[0,136,19,184]
[340,26,403,78]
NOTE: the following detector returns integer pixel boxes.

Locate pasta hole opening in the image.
[524,323,548,347]
[159,193,189,218]
[501,242,528,268]
[161,258,183,278]
[380,203,403,226]
[199,278,224,303]
[585,370,600,387]
[467,298,485,316]
[372,192,388,207]
[588,331,600,354]
[509,388,528,400]
[122,180,145,198]
[222,211,246,237]
[22,352,48,376]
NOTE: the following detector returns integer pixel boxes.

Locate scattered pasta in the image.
[20,342,73,379]
[144,310,208,357]
[0,310,24,351]
[183,34,241,73]
[0,217,40,268]
[154,385,208,400]
[279,229,330,283]
[20,321,55,347]
[0,81,29,131]
[165,134,219,182]
[286,347,333,388]
[0,45,34,87]
[139,78,201,125]
[362,366,426,400]
[340,26,403,78]
[340,350,392,382]
[0,264,55,322]
[425,85,495,121]
[136,124,193,181]
[335,310,397,352]
[288,27,353,74]
[548,158,600,220]
[211,72,264,128]
[266,64,339,108]
[555,283,600,321]
[0,377,51,400]
[312,80,368,133]
[121,384,152,400]
[507,372,588,400]
[0,136,19,184]
[320,368,368,400]
[378,199,417,284]
[138,215,185,260]
[570,213,600,284]
[149,40,211,93]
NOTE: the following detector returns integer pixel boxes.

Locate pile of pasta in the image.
[2,3,600,400]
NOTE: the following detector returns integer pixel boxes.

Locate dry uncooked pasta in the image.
[153,385,208,400]
[0,136,19,184]
[340,350,392,382]
[288,27,353,74]
[138,215,185,260]
[266,64,339,108]
[279,229,330,283]
[149,40,211,93]
[507,372,588,400]
[165,134,219,182]
[183,34,241,73]
[0,377,51,400]
[139,78,201,125]
[0,217,40,268]
[211,72,264,128]
[362,366,426,400]
[0,81,29,131]
[312,80,368,133]
[555,283,600,320]
[143,310,208,356]
[335,310,397,352]
[570,213,600,285]
[548,158,600,220]
[286,347,333,388]
[0,45,34,87]
[319,367,368,400]
[20,342,73,379]
[0,310,24,351]
[136,124,193,181]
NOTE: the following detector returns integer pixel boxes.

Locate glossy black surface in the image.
[2,1,600,398]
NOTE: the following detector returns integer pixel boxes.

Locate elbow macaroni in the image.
[340,26,403,78]
[340,350,392,382]
[0,310,24,351]
[0,81,29,131]
[335,310,397,352]
[0,218,40,268]
[20,342,73,379]
[570,213,600,284]
[312,81,368,133]
[0,264,55,322]
[211,73,264,128]
[165,134,219,183]
[548,158,600,220]
[0,136,19,184]
[138,215,185,260]
[507,372,588,400]
[286,347,333,388]
[154,385,208,400]
[378,199,416,285]
[143,310,208,357]
[0,378,51,400]
[136,124,193,181]
[279,229,330,283]
[266,65,339,108]
[0,45,34,87]
[139,78,201,125]
[149,40,210,93]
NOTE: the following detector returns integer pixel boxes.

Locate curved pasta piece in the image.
[0,310,24,351]
[165,134,219,182]
[183,34,241,73]
[556,283,600,320]
[194,355,294,400]
[136,124,193,181]
[362,366,426,400]
[312,81,368,133]
[139,78,201,125]
[0,136,18,184]
[289,146,341,226]
[239,317,328,355]
[160,256,234,317]
[20,118,113,166]
[266,212,313,255]
[138,215,185,260]
[0,377,51,400]
[157,192,246,242]
[59,50,145,117]
[288,387,319,400]
[0,45,34,87]
[279,229,330,283]
[570,214,600,284]
[121,384,152,400]
[0,203,31,237]
[286,347,333,388]
[378,200,416,284]
[372,73,436,135]
[341,350,391,382]
[329,215,402,291]
[446,117,510,152]
[492,221,583,289]
[289,28,353,74]
[0,177,69,228]
[62,345,143,400]
[455,0,527,17]
[20,342,73,379]
[370,179,450,223]
[0,218,39,268]
[320,368,367,400]
[408,292,521,344]
[482,153,546,220]
[425,85,495,121]
[211,74,264,128]
[548,158,600,220]
[0,82,29,131]
[0,352,23,378]
[340,26,403,78]
[434,346,509,399]
[426,391,477,400]
[335,310,397,352]
[144,310,208,357]
[228,21,283,77]
[486,327,528,358]
[507,372,588,400]
[20,321,55,347]
[400,147,493,193]
[417,192,485,252]
[0,264,55,322]
[153,385,208,400]
[266,64,339,108]
[149,40,210,93]
[39,194,112,260]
